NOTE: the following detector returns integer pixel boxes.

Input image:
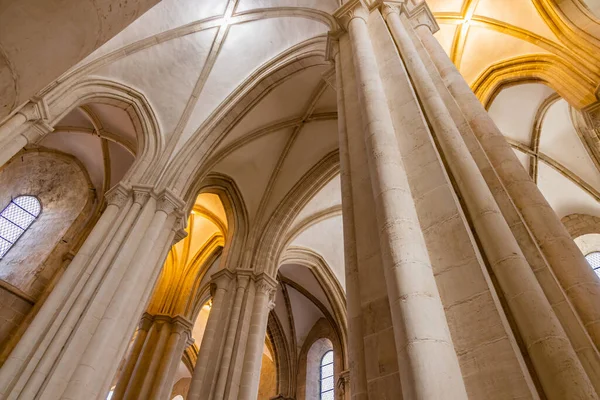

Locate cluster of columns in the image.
[0,101,54,166]
[0,183,186,399]
[112,313,193,400]
[186,269,277,400]
[333,1,600,399]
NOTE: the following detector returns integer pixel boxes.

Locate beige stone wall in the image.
[258,352,277,400]
[171,377,191,399]
[0,150,91,350]
[296,319,341,400]
[561,213,600,238]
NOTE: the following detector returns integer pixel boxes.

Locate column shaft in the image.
[385,9,596,399]
[345,8,467,399]
[417,24,600,348]
[152,323,192,400]
[213,274,250,400]
[238,278,274,400]
[334,48,369,400]
[112,317,152,399]
[187,272,233,399]
[0,194,125,396]
[60,200,176,400]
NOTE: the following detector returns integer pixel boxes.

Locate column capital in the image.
[23,120,54,144]
[236,270,253,289]
[156,188,186,216]
[325,32,341,62]
[106,183,131,208]
[16,102,41,121]
[172,314,194,332]
[139,312,155,331]
[172,216,188,245]
[132,184,154,205]
[254,272,277,295]
[382,0,439,34]
[333,0,370,31]
[210,269,235,294]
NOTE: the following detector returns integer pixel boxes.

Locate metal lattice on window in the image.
[585,251,600,279]
[0,196,41,259]
[320,350,334,400]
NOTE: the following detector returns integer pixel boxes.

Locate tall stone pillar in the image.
[415,11,600,349]
[333,2,468,399]
[382,4,596,399]
[0,184,185,400]
[112,313,193,400]
[0,101,53,167]
[331,39,369,400]
[332,0,600,398]
[238,275,276,400]
[187,270,235,399]
[186,271,276,400]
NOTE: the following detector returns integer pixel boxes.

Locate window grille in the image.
[0,196,41,259]
[585,251,600,279]
[320,350,334,400]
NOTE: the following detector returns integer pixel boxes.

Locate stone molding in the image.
[236,270,252,289]
[390,0,440,34]
[105,183,131,208]
[210,269,235,295]
[333,0,370,31]
[132,184,154,205]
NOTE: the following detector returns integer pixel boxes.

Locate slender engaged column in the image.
[112,314,154,399]
[333,42,368,400]
[213,272,251,399]
[384,6,597,399]
[153,317,193,400]
[187,270,234,399]
[60,190,184,400]
[416,22,600,349]
[0,103,37,140]
[0,103,52,166]
[238,275,276,400]
[138,318,172,399]
[334,2,468,398]
[0,185,129,396]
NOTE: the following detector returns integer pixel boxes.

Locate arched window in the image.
[585,252,600,278]
[0,196,41,259]
[320,350,334,400]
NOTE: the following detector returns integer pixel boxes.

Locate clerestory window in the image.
[585,251,600,279]
[0,196,41,259]
[320,350,334,400]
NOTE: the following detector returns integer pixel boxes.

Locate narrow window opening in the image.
[320,350,334,400]
[0,196,41,258]
[585,251,600,278]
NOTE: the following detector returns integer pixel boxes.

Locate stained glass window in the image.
[320,350,334,400]
[0,196,41,258]
[585,251,600,278]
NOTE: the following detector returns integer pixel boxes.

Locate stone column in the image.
[0,183,132,397]
[152,316,194,400]
[238,274,277,400]
[384,4,597,399]
[0,102,53,166]
[333,2,468,398]
[416,16,600,349]
[0,186,185,400]
[331,38,369,400]
[113,314,193,400]
[112,314,154,399]
[187,270,234,399]
[336,370,350,400]
[213,271,252,400]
